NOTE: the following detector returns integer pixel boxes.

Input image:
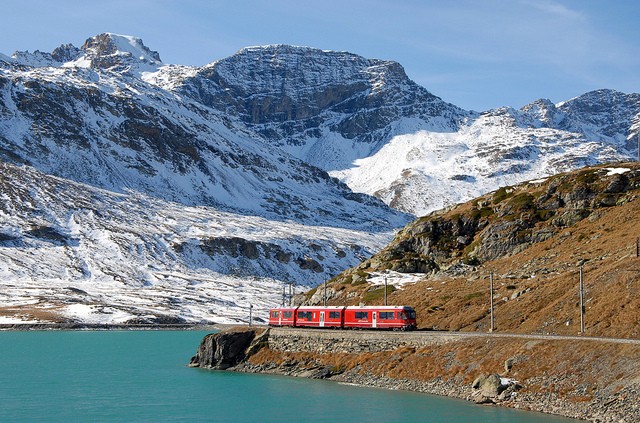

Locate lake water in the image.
[0,330,577,422]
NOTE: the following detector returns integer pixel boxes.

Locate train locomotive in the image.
[268,305,417,331]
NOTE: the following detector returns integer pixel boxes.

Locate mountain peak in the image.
[209,44,410,96]
[51,43,81,63]
[77,33,162,70]
[520,98,559,125]
[3,34,162,70]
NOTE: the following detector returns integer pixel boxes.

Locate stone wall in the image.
[267,327,468,353]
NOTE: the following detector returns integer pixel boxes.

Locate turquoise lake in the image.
[0,330,577,422]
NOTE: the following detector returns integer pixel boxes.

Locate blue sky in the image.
[2,0,638,111]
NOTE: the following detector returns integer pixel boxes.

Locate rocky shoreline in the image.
[189,328,640,422]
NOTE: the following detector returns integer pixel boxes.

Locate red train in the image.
[268,305,417,331]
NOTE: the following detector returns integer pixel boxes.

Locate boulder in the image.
[472,373,521,404]
[472,373,503,398]
[504,357,515,373]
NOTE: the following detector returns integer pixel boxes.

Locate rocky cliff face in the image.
[189,329,259,370]
[177,45,466,158]
[173,46,640,216]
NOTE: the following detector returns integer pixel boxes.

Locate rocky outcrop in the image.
[81,33,162,70]
[326,163,640,292]
[189,329,259,370]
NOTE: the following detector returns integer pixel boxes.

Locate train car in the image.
[268,307,297,326]
[294,306,346,328]
[343,306,417,330]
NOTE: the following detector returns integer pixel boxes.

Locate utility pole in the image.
[384,275,388,306]
[282,283,286,307]
[579,267,585,335]
[489,271,495,333]
[249,304,253,327]
[323,280,327,307]
[289,283,293,307]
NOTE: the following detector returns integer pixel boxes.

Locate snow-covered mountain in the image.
[172,44,469,171]
[0,35,408,230]
[153,43,639,216]
[173,45,638,216]
[333,90,639,215]
[0,33,638,323]
[0,161,390,324]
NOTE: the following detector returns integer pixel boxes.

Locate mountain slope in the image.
[172,44,470,171]
[3,35,637,219]
[0,162,392,324]
[332,91,640,215]
[313,162,640,338]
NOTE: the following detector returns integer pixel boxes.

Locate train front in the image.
[399,306,417,330]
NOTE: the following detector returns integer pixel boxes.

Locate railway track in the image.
[265,326,640,346]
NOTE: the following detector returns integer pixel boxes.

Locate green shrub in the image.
[464,291,484,301]
[304,286,318,300]
[535,209,555,221]
[363,285,396,303]
[509,193,535,210]
[493,186,514,204]
[470,206,494,220]
[575,169,598,185]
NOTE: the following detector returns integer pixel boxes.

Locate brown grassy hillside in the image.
[308,162,640,338]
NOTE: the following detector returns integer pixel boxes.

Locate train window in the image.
[270,311,279,318]
[403,307,416,319]
[379,312,395,320]
[355,311,369,319]
[329,311,340,319]
[298,311,312,320]
[283,311,292,318]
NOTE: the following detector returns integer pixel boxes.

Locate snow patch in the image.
[500,377,519,387]
[368,271,423,287]
[0,163,395,325]
[104,33,161,63]
[605,167,630,176]
[528,178,548,184]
